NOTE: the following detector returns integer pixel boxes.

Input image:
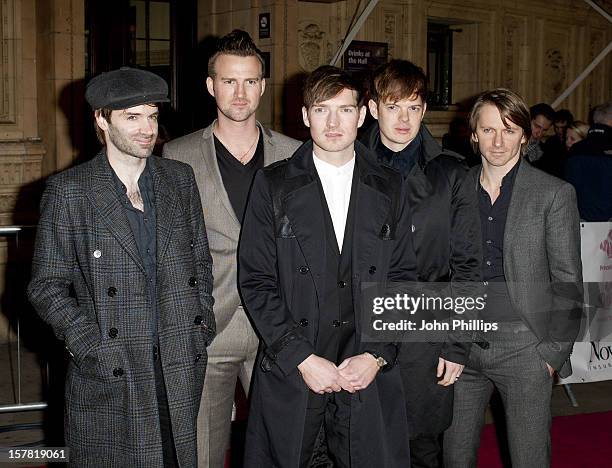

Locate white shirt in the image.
[312,152,355,251]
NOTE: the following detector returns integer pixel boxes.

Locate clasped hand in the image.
[297,353,380,394]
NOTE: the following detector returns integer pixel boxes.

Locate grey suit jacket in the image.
[163,121,301,333]
[28,152,215,466]
[469,161,583,378]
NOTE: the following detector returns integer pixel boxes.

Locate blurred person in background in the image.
[565,121,589,150]
[566,102,612,221]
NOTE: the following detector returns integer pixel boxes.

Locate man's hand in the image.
[545,362,555,377]
[337,353,380,391]
[297,354,353,394]
[437,358,464,386]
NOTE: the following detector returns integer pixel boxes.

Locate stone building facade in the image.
[0,0,610,342]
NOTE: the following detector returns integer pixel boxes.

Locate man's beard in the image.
[218,101,257,123]
[107,124,156,159]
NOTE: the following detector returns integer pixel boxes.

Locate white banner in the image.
[559,222,612,384]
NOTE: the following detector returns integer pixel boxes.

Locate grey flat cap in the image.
[85,66,170,110]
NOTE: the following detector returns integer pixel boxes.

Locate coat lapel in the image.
[352,145,392,275]
[86,152,145,272]
[282,142,328,300]
[149,157,179,265]
[503,161,530,279]
[200,122,241,228]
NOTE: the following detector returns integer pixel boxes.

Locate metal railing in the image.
[0,225,48,414]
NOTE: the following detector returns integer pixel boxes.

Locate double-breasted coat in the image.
[27,152,216,467]
[238,140,418,467]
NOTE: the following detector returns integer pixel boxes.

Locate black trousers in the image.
[154,345,179,468]
[300,393,351,468]
[409,434,442,468]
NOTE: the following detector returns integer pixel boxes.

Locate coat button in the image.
[195,353,202,363]
[188,277,198,287]
[112,367,124,377]
[107,286,117,297]
[108,327,118,338]
[190,240,194,248]
[332,320,341,327]
[337,281,346,288]
[298,266,309,274]
[194,315,203,325]
[299,319,309,327]
[93,249,102,258]
[381,224,390,235]
[369,266,376,275]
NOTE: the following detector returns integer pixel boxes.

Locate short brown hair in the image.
[208,30,265,78]
[469,88,531,154]
[303,66,361,109]
[94,108,113,144]
[370,59,427,104]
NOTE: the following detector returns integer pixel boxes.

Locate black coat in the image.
[239,140,418,467]
[362,123,482,437]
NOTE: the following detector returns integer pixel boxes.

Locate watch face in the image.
[377,357,387,368]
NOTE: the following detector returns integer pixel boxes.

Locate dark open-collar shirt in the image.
[478,159,521,322]
[110,159,159,339]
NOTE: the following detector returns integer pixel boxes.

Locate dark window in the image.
[427,22,453,109]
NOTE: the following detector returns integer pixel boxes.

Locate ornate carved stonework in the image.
[543,48,566,102]
[298,21,331,72]
[384,12,396,59]
[503,16,520,89]
[0,141,44,225]
[0,0,17,124]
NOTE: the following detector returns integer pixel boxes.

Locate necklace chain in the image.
[236,129,259,164]
[214,126,259,165]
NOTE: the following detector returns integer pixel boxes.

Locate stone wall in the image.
[199,0,611,137]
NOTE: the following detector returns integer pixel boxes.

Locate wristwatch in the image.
[365,351,388,369]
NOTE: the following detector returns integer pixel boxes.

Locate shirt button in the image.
[487,216,493,221]
[146,248,151,253]
[188,277,198,287]
[338,281,346,288]
[298,266,309,274]
[486,260,492,266]
[299,319,309,327]
[144,218,148,222]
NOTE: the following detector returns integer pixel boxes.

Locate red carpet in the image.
[478,411,612,467]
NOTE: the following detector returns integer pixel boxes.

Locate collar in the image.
[313,151,356,177]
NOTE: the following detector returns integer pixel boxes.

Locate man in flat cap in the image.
[28,67,215,467]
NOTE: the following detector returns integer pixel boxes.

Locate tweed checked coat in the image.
[27,152,215,467]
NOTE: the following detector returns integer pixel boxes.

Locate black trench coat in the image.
[239,140,418,467]
[362,124,482,437]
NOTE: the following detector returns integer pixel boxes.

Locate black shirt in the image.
[111,160,159,338]
[376,131,421,178]
[214,132,264,222]
[478,159,521,322]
